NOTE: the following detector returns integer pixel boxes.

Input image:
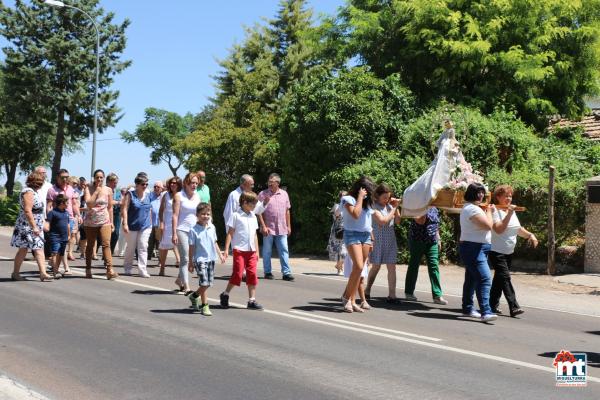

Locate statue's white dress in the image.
[401,128,459,217]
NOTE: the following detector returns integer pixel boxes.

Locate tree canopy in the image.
[0,0,130,181]
[342,0,600,127]
[121,108,194,177]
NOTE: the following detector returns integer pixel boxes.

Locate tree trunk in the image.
[165,155,181,177]
[51,106,66,184]
[4,162,17,196]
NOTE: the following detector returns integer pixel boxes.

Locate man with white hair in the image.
[257,173,294,281]
[223,174,255,232]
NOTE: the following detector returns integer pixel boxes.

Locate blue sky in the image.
[3,0,344,186]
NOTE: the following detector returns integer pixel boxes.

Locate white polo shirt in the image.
[228,210,259,251]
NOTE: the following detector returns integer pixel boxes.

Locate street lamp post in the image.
[43,0,100,178]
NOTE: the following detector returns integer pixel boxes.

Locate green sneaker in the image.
[201,303,212,316]
[189,294,200,311]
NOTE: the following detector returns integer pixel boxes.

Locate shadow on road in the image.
[131,289,177,295]
[408,312,463,321]
[150,308,196,314]
[538,351,600,369]
[368,298,432,311]
[587,331,600,336]
[291,301,343,313]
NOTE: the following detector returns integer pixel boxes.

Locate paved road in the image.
[0,237,598,399]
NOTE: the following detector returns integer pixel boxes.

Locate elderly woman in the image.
[10,171,53,281]
[490,185,538,317]
[82,169,117,280]
[459,183,497,322]
[122,173,153,278]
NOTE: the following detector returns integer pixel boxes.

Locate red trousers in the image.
[229,249,258,286]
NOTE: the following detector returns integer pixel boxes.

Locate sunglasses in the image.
[139,182,148,187]
[60,175,70,180]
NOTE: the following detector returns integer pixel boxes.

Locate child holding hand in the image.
[188,203,225,316]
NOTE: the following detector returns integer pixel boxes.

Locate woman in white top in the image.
[459,183,497,322]
[490,185,538,317]
[158,176,182,277]
[172,172,200,294]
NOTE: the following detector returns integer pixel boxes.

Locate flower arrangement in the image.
[444,156,485,191]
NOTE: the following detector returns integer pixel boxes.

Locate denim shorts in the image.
[69,218,76,233]
[343,230,372,246]
[50,239,68,256]
[194,260,215,287]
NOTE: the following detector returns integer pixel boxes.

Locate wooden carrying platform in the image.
[429,189,491,213]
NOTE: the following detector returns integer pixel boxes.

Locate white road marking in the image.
[3,260,599,384]
[288,310,442,341]
[0,374,49,400]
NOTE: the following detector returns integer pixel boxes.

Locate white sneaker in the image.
[139,272,151,278]
[462,310,482,318]
[433,296,448,305]
[481,313,497,322]
[405,294,418,301]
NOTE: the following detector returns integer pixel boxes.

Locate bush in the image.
[0,194,19,226]
[282,95,600,262]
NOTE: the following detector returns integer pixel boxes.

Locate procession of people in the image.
[8,121,538,322]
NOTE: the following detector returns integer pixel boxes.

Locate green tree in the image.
[279,67,416,251]
[269,0,314,95]
[0,61,53,195]
[181,0,319,235]
[121,108,193,177]
[0,0,131,181]
[342,0,600,127]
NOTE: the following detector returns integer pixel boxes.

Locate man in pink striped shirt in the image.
[257,173,293,281]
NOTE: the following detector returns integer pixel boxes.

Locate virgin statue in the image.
[401,120,460,217]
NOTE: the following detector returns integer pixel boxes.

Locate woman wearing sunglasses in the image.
[121,173,153,278]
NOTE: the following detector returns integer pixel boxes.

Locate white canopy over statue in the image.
[401,120,460,217]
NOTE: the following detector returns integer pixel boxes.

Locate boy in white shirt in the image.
[220,191,263,310]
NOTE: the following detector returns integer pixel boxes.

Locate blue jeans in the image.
[262,234,291,276]
[459,241,492,315]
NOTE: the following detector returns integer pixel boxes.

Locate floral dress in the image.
[327,204,347,261]
[10,188,45,249]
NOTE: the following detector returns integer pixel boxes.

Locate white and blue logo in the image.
[554,350,587,387]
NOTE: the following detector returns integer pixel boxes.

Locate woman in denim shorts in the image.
[340,176,376,313]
